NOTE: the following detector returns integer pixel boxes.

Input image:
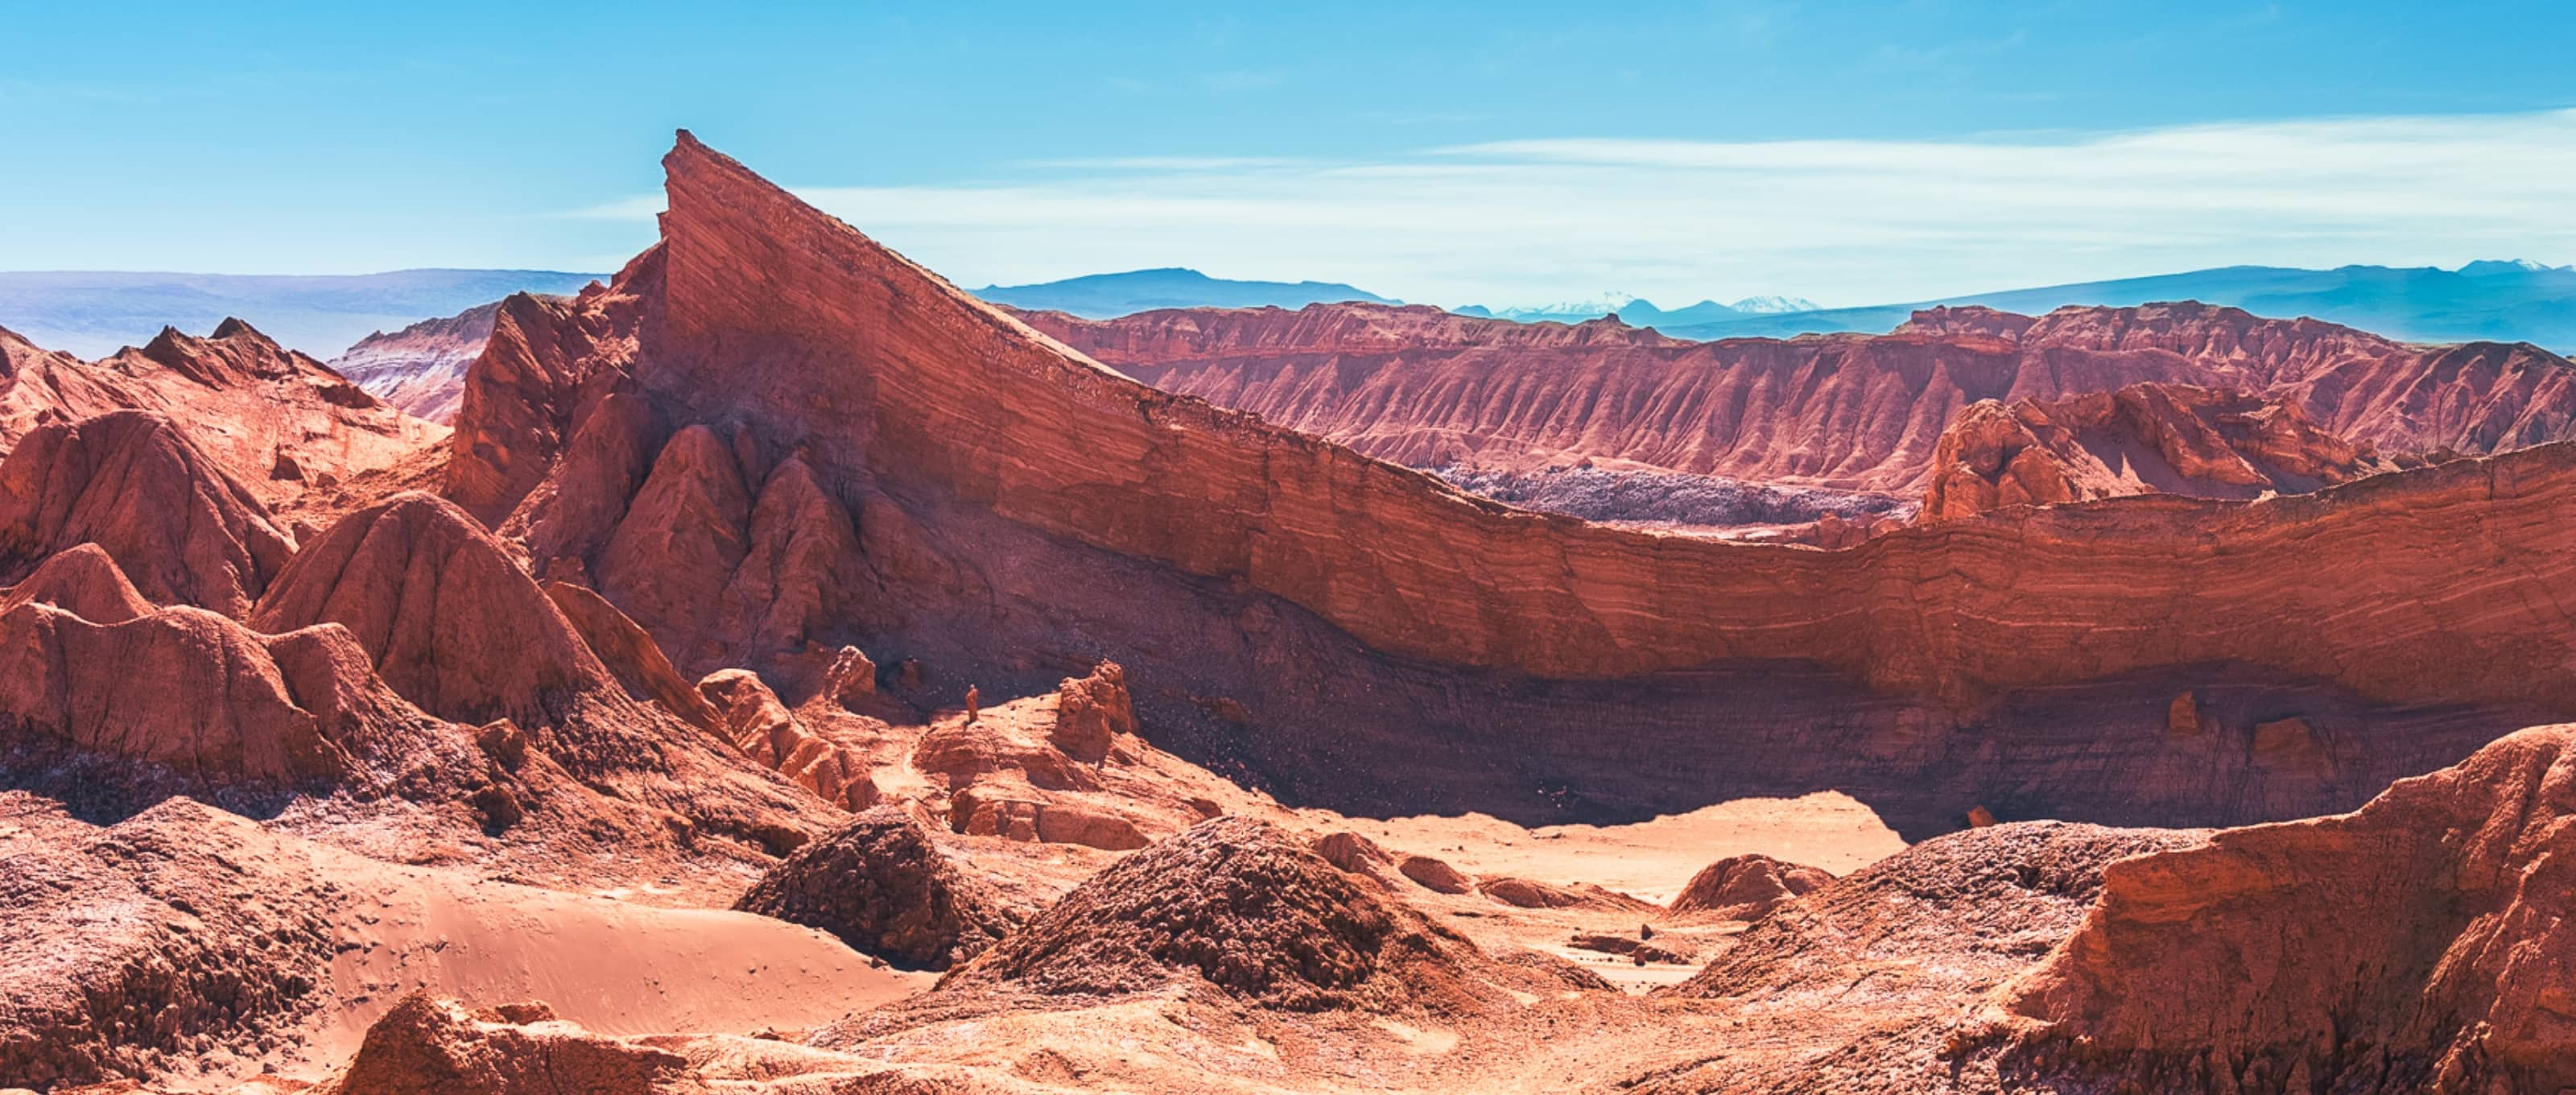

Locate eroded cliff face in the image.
[1986,724,2576,1094]
[331,300,516,424]
[1026,299,2576,494]
[1920,382,2396,519]
[442,134,2576,836]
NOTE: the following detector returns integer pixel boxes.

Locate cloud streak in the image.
[572,109,2576,308]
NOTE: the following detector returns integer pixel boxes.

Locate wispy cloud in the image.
[566,109,2576,308]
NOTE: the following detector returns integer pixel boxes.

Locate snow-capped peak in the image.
[1727,295,1822,314]
[1496,291,1640,319]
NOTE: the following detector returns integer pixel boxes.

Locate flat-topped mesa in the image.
[0,410,294,617]
[1921,382,2395,520]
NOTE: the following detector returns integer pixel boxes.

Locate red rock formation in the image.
[445,254,658,522]
[0,542,153,622]
[697,668,878,811]
[1026,300,2576,494]
[733,805,1018,969]
[88,320,440,504]
[1666,853,1834,919]
[0,799,338,1090]
[439,134,2576,836]
[0,411,294,617]
[0,325,153,444]
[330,300,517,424]
[250,492,620,725]
[1048,661,1135,762]
[1921,382,2393,519]
[543,579,723,730]
[928,816,1513,1014]
[312,994,697,1095]
[1991,724,2576,1093]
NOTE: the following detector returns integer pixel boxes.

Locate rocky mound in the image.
[250,491,621,725]
[938,816,1503,1013]
[0,797,337,1089]
[0,410,294,616]
[250,491,836,857]
[0,542,153,622]
[0,325,150,448]
[1921,382,2393,519]
[1665,853,1833,919]
[733,806,1017,969]
[1988,724,2576,1093]
[311,994,697,1095]
[1027,300,2576,495]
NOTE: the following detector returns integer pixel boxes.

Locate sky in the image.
[2,1,2574,308]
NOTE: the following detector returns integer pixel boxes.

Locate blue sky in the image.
[3,1,2573,307]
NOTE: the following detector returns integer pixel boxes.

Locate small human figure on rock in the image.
[964,685,981,724]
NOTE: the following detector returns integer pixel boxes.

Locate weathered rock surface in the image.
[733,806,1016,969]
[0,410,294,617]
[330,300,517,424]
[1030,300,2576,494]
[1665,853,1833,919]
[312,993,700,1095]
[1990,724,2576,1093]
[698,669,877,812]
[1922,382,2394,519]
[444,134,2576,837]
[0,798,337,1091]
[250,493,619,726]
[0,542,153,623]
[1633,821,2205,1093]
[931,816,1506,1013]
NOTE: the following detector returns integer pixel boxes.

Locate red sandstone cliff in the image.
[1920,382,2396,519]
[431,133,2576,837]
[1025,300,2576,494]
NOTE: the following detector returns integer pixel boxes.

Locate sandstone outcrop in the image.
[90,320,440,504]
[438,134,2576,837]
[1632,821,2206,1093]
[698,669,877,811]
[0,798,336,1090]
[0,410,294,616]
[543,579,723,730]
[312,993,700,1095]
[1989,724,2576,1093]
[732,806,1017,969]
[1047,661,1135,762]
[1665,853,1833,919]
[250,492,620,726]
[1921,382,2393,519]
[933,816,1507,1013]
[0,542,153,623]
[1027,300,2576,494]
[330,300,517,424]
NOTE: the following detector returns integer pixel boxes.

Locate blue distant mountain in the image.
[976,267,1395,317]
[0,269,605,358]
[1648,262,2576,349]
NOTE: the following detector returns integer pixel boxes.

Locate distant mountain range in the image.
[1647,261,2576,349]
[7,258,2570,365]
[1456,293,1824,324]
[0,269,603,358]
[974,267,1394,317]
